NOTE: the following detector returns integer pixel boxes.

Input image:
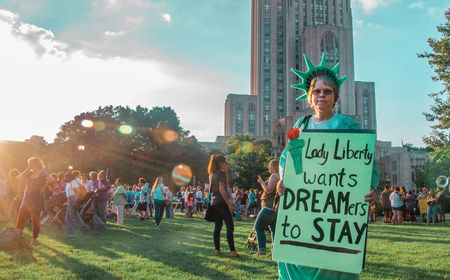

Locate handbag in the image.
[205,204,215,222]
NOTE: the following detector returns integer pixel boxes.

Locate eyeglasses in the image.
[312,89,333,96]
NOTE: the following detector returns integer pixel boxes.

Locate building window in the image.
[235,103,243,134]
[315,0,324,25]
[320,32,339,65]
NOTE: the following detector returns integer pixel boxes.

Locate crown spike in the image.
[295,93,307,101]
[290,68,307,80]
[331,63,340,74]
[303,54,315,71]
[338,76,347,86]
[319,53,327,67]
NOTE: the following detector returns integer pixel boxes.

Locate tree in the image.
[226,135,273,189]
[51,105,208,184]
[418,8,450,163]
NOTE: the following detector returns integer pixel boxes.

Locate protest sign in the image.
[272,130,376,274]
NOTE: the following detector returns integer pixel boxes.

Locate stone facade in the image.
[224,0,377,155]
[376,141,430,191]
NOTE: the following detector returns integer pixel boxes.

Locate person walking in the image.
[151,177,167,227]
[208,154,238,257]
[92,170,111,224]
[16,157,56,245]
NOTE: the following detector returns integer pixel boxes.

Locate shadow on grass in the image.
[37,242,118,280]
[364,261,449,280]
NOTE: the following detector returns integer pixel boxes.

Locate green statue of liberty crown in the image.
[290,53,347,101]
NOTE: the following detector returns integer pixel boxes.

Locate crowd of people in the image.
[377,184,446,225]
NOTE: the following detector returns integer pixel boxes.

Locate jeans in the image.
[234,201,242,221]
[212,204,235,252]
[254,207,277,251]
[65,197,87,234]
[94,201,107,224]
[165,203,174,218]
[154,199,165,225]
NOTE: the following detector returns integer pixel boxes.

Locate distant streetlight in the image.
[78,145,85,151]
[68,165,73,170]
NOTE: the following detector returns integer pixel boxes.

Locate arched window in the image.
[320,32,339,65]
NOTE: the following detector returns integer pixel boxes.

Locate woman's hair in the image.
[28,157,44,170]
[152,177,163,190]
[394,186,400,192]
[139,177,146,184]
[207,154,226,175]
[307,75,339,108]
[115,178,122,185]
[269,159,279,173]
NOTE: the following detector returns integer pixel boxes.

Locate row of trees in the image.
[0,106,210,186]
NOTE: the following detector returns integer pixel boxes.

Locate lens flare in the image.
[163,130,178,142]
[119,124,133,135]
[81,119,94,128]
[94,121,106,131]
[171,164,193,186]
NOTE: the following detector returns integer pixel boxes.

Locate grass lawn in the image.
[0,214,449,280]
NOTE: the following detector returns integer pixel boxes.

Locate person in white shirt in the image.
[165,186,174,219]
[85,171,97,193]
[195,186,204,217]
[65,170,88,235]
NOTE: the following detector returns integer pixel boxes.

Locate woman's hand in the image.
[227,201,234,213]
[364,189,377,203]
[257,175,264,185]
[277,180,285,196]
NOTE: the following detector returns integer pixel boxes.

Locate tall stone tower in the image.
[226,0,375,155]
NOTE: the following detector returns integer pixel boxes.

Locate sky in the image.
[0,0,448,147]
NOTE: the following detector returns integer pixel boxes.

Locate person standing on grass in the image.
[138,178,150,221]
[65,171,89,235]
[381,185,392,223]
[125,186,135,217]
[208,154,238,257]
[132,185,141,217]
[113,178,127,225]
[426,191,437,224]
[16,157,56,245]
[390,187,404,225]
[254,159,280,256]
[276,54,378,280]
[233,186,243,221]
[92,170,111,224]
[405,190,417,223]
[165,185,174,219]
[151,177,167,227]
[246,189,257,218]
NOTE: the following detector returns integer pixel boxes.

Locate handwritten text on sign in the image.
[272,130,376,274]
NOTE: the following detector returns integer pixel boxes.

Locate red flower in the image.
[287,127,300,140]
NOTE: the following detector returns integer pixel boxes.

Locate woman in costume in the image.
[276,54,378,280]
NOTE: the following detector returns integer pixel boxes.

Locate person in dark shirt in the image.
[16,157,55,245]
[208,154,237,257]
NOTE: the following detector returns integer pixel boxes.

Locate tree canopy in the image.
[50,105,208,185]
[226,135,273,189]
[418,8,450,163]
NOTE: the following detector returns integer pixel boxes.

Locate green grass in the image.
[0,215,449,280]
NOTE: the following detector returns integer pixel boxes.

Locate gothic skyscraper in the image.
[225,0,376,154]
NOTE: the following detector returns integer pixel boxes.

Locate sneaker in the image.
[254,250,266,256]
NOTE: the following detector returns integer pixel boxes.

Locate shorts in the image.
[137,202,147,211]
[196,203,203,212]
[392,207,402,211]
